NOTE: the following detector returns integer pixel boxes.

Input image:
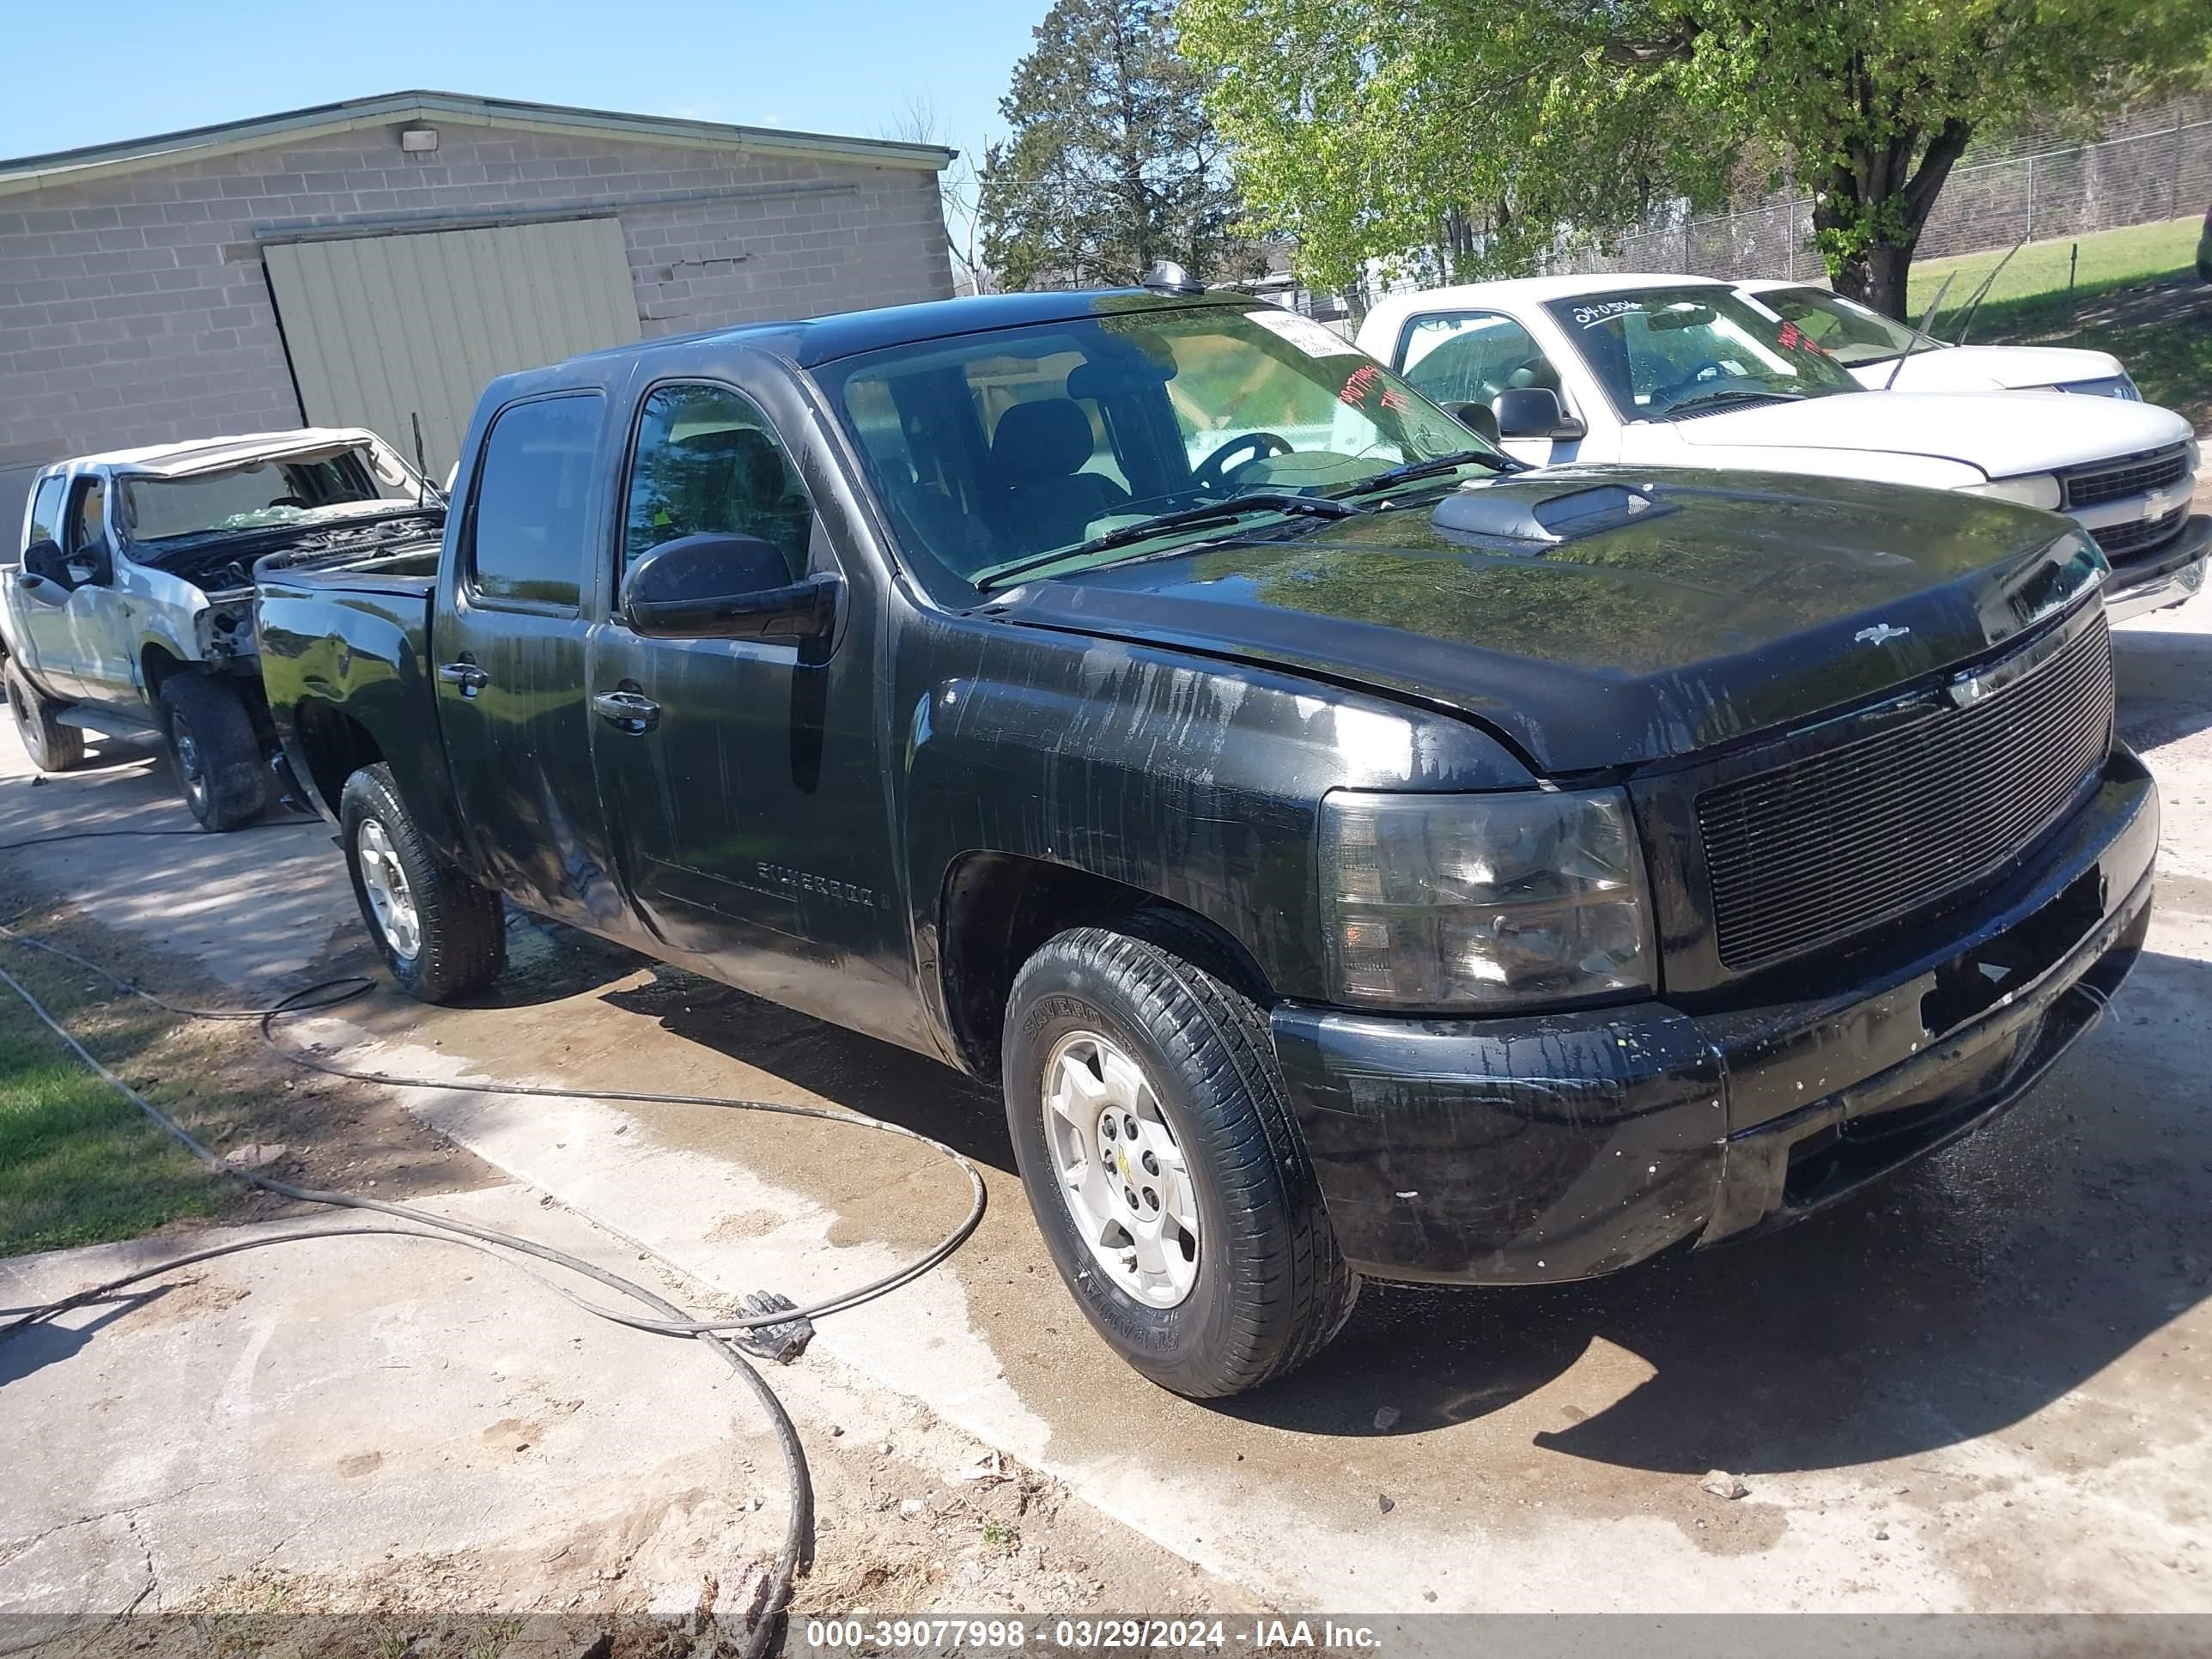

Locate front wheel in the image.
[158,675,266,830]
[1003,925,1358,1398]
[339,763,506,1003]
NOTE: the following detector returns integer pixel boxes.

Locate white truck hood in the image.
[1845,344,2128,394]
[1665,389,2191,477]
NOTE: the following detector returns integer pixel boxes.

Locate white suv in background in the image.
[1356,274,2205,623]
[1736,278,2141,398]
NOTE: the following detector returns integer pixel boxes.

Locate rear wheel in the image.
[4,659,84,773]
[157,675,266,830]
[339,763,506,1003]
[1003,925,1358,1398]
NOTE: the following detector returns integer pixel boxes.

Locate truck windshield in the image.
[118,447,420,546]
[813,302,1481,599]
[1542,287,1865,419]
[1747,286,1936,368]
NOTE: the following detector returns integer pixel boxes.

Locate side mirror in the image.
[21,538,66,582]
[623,533,838,642]
[1492,388,1587,443]
[1441,400,1501,445]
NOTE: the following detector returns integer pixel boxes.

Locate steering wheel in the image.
[1655,361,1731,403]
[265,495,308,509]
[1192,431,1293,493]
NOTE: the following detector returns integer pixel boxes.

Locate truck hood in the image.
[1664,388,2191,477]
[1847,344,2128,394]
[987,465,2105,773]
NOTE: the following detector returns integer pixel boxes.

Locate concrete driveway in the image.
[3,595,2210,1621]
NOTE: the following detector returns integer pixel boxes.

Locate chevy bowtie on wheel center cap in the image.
[1042,1029,1200,1309]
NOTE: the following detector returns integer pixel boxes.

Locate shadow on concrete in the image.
[1213,945,2211,1476]
[600,964,1013,1173]
[0,1289,167,1392]
[2115,622,2212,750]
[54,741,162,778]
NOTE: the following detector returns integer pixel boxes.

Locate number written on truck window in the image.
[622,384,815,581]
[466,393,604,611]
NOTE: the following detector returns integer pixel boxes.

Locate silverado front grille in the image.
[2094,506,2187,562]
[1696,613,2114,973]
[2061,442,2190,511]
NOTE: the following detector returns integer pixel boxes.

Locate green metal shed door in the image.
[264,216,642,478]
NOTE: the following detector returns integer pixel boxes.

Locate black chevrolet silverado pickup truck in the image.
[254,284,2157,1397]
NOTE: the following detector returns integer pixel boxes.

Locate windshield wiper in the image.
[1659,386,1811,418]
[971,493,1361,592]
[1326,448,1525,499]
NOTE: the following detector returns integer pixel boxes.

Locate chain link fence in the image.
[1534,102,2212,285]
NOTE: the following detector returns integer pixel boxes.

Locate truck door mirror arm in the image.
[622,532,841,643]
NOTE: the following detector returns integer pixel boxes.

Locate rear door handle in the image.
[437,661,489,696]
[592,689,660,733]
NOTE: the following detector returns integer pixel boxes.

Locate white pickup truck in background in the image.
[0,429,441,828]
[1735,279,2142,398]
[1356,274,2206,623]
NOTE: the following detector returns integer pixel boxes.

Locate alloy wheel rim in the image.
[172,717,204,804]
[1041,1029,1200,1309]
[356,817,422,963]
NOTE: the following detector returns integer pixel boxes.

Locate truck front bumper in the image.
[1272,746,2159,1285]
[2102,512,2209,624]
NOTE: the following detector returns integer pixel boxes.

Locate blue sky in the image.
[0,0,1043,164]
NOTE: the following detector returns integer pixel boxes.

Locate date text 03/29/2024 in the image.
[798,1619,1382,1651]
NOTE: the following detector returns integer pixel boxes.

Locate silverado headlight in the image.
[1962,472,2063,511]
[1319,788,1654,1010]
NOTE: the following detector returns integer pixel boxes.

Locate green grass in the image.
[0,966,222,1255]
[1908,215,2201,320]
[1895,216,2212,429]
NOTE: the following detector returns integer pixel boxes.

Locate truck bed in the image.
[254,545,444,828]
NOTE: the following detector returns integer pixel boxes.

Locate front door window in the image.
[623,384,817,583]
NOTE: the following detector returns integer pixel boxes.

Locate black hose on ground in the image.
[0,873,993,1656]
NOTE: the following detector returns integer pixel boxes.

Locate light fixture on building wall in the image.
[399,126,440,154]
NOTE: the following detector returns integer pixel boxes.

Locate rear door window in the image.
[466,394,603,611]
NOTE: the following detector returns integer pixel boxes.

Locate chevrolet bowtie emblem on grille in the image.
[1855,623,1911,646]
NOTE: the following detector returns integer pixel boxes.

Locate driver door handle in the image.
[437,661,490,696]
[592,688,660,733]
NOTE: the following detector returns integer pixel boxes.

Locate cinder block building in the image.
[0,90,957,525]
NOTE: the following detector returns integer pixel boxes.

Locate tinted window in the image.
[623,385,814,580]
[469,394,602,609]
[1398,313,1562,404]
[25,476,66,550]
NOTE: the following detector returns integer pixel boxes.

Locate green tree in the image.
[1180,0,2212,317]
[980,0,1262,289]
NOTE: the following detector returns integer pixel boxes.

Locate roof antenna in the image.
[1951,239,2024,346]
[1884,272,1956,392]
[410,411,433,509]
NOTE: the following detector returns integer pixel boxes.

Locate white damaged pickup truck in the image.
[1,428,442,828]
